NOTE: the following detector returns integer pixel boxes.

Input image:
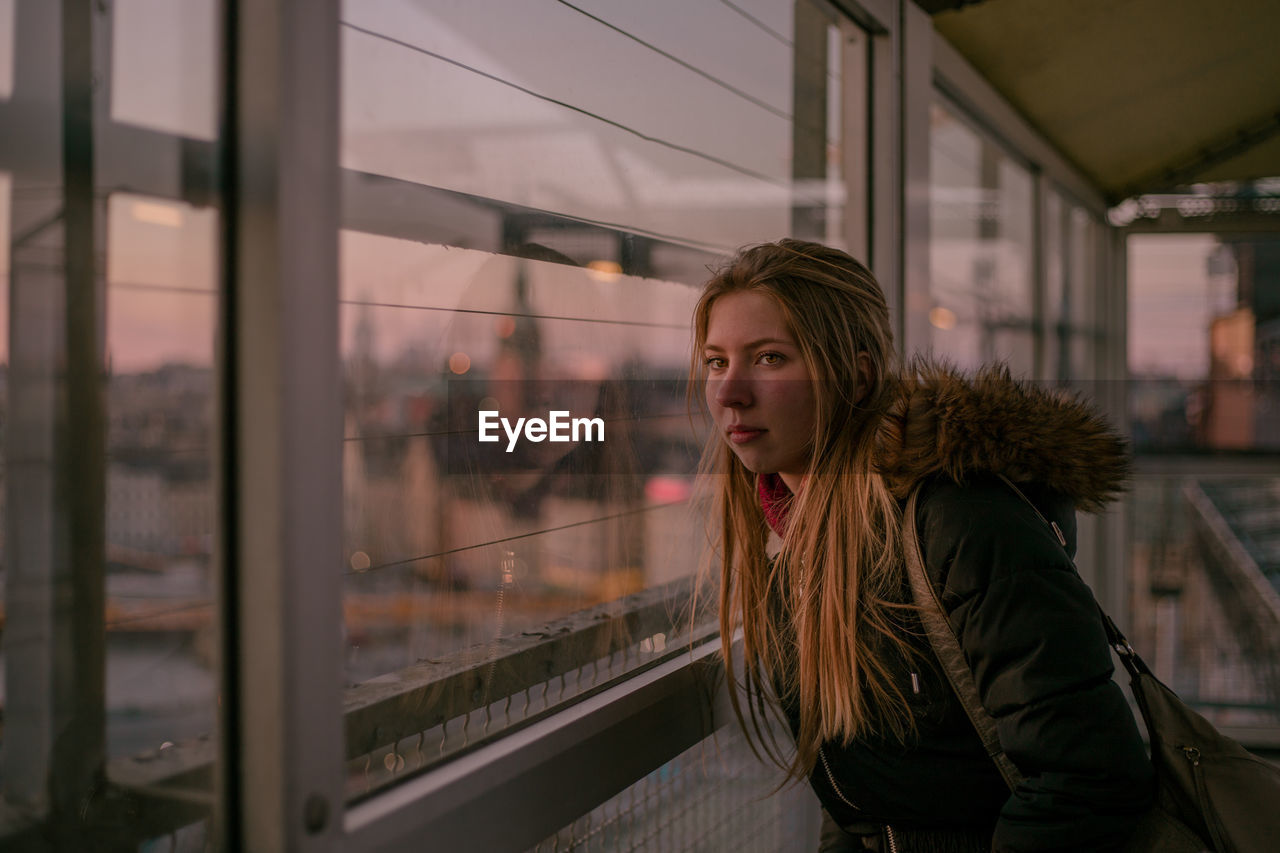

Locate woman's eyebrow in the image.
[704,337,794,352]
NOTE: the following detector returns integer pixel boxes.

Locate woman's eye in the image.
[758,352,784,365]
[704,356,726,369]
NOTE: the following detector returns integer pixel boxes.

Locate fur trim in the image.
[875,358,1129,513]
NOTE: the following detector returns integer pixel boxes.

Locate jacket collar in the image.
[875,358,1128,514]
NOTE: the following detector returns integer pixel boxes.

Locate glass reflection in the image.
[103,195,217,794]
[1129,233,1280,452]
[336,0,862,799]
[340,0,847,252]
[929,101,1035,372]
[340,232,711,795]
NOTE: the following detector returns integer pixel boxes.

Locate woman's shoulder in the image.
[911,472,1080,595]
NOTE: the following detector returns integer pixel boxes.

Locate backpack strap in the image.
[902,483,1026,792]
[904,476,1159,796]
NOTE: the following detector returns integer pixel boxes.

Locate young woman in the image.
[693,239,1154,852]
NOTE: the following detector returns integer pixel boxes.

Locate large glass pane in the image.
[337,0,868,802]
[929,100,1035,373]
[104,193,217,762]
[338,225,713,799]
[1129,234,1280,452]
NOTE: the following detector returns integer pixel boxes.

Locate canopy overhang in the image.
[921,0,1280,205]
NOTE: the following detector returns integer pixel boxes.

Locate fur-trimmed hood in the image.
[875,359,1129,513]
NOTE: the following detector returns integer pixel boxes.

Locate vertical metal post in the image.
[2,0,63,813]
[1060,200,1076,381]
[900,0,932,357]
[225,0,343,849]
[868,2,901,344]
[839,17,871,263]
[3,1,106,834]
[792,0,828,241]
[49,0,107,840]
[1101,225,1131,619]
[1061,203,1075,381]
[1032,173,1047,380]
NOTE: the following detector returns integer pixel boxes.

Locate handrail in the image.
[341,575,704,763]
[7,575,714,847]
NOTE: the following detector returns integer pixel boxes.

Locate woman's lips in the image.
[728,427,765,444]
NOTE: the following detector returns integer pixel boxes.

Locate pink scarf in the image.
[757,473,793,538]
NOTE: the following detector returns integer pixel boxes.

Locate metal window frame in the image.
[824,0,932,359]
[223,0,345,850]
[1,0,63,823]
[900,0,932,358]
[1,4,109,845]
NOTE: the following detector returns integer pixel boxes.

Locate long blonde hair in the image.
[691,239,919,780]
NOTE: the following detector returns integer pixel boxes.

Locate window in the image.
[1127,226,1280,745]
[1129,234,1280,452]
[928,99,1035,373]
[336,0,866,802]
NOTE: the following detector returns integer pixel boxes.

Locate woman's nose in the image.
[713,372,751,408]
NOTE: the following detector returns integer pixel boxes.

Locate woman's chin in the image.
[728,449,769,474]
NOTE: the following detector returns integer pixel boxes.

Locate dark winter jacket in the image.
[765,362,1155,852]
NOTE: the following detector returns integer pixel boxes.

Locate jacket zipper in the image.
[820,747,905,850]
[817,746,860,810]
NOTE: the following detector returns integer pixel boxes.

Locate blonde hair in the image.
[691,239,919,780]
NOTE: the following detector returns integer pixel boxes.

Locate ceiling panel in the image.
[932,0,1280,202]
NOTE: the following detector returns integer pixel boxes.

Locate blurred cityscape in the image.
[1130,236,1280,451]
[3,227,1277,769]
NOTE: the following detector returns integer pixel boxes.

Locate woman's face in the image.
[703,290,817,493]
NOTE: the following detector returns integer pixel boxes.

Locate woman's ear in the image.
[855,352,873,404]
